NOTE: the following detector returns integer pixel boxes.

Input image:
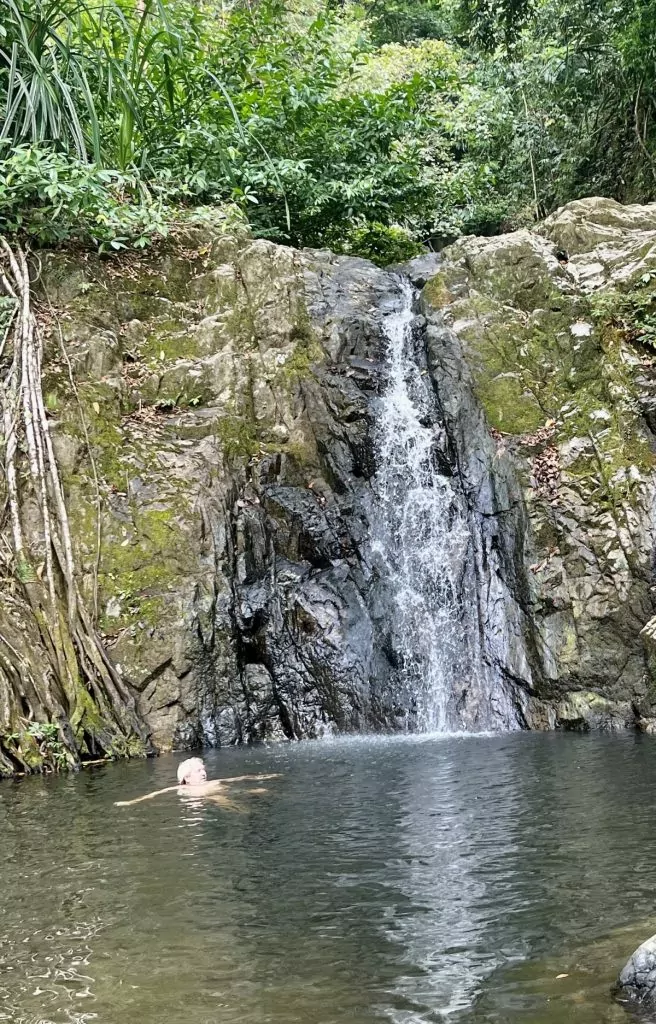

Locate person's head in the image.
[177,757,207,785]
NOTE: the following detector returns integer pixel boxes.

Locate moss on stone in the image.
[428,276,654,513]
[422,272,454,310]
[277,336,323,385]
[139,320,201,362]
[67,497,188,632]
[225,299,258,349]
[475,373,544,434]
[99,571,175,630]
[151,362,216,410]
[216,416,260,459]
[284,436,320,468]
[274,301,323,395]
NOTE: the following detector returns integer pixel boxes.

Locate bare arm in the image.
[114,774,281,806]
[220,773,282,784]
[114,784,180,807]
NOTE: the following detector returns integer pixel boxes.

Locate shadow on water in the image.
[1,732,656,1023]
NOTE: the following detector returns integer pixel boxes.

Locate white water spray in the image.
[371,278,473,732]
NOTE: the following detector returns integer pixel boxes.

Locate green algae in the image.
[225,296,258,349]
[274,301,323,398]
[475,372,544,434]
[97,507,190,631]
[279,336,323,386]
[139,320,201,362]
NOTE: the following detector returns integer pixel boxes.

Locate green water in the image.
[1,732,655,1024]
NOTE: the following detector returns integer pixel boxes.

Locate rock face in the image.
[617,934,656,1008]
[36,217,416,750]
[424,197,656,731]
[5,196,656,760]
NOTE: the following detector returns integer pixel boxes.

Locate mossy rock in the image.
[144,361,217,410]
[216,416,261,459]
[475,373,544,434]
[97,508,192,631]
[422,272,454,310]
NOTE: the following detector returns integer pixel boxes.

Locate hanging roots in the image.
[0,240,150,775]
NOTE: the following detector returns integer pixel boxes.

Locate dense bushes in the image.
[1,0,655,260]
[0,0,519,256]
[458,0,656,212]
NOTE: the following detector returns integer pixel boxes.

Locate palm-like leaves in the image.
[0,0,101,159]
[0,0,187,169]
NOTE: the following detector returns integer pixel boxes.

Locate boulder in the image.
[617,934,656,1008]
[540,196,656,255]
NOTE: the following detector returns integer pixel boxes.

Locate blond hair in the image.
[177,757,205,784]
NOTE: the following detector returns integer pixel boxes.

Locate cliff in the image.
[2,197,656,772]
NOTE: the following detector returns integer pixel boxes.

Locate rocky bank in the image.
[4,196,656,768]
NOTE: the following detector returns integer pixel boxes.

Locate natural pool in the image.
[2,732,656,1024]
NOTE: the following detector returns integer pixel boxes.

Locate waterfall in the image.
[371,277,477,732]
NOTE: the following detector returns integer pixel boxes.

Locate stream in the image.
[2,732,655,1024]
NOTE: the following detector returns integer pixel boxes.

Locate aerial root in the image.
[0,239,149,773]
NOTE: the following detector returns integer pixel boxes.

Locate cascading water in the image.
[371,277,477,732]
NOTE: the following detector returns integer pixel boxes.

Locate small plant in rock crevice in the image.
[591,275,656,352]
[25,723,69,770]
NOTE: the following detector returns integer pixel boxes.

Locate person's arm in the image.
[114,784,180,807]
[220,773,282,784]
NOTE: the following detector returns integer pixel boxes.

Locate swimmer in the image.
[114,757,281,807]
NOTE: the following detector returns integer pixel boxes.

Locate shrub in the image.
[337,222,426,265]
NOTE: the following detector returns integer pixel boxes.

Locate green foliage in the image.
[339,222,426,264]
[1,0,655,254]
[457,0,535,50]
[6,721,69,769]
[458,0,656,213]
[1,0,101,159]
[364,0,451,44]
[591,274,656,350]
[0,0,517,253]
[27,722,69,770]
[226,30,521,247]
[0,0,240,244]
[0,144,171,247]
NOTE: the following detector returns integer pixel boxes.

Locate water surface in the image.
[1,732,654,1024]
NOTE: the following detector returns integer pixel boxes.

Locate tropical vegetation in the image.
[1,0,655,261]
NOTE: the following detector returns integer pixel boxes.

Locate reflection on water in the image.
[1,733,656,1023]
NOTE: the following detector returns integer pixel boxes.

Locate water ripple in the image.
[1,734,656,1024]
